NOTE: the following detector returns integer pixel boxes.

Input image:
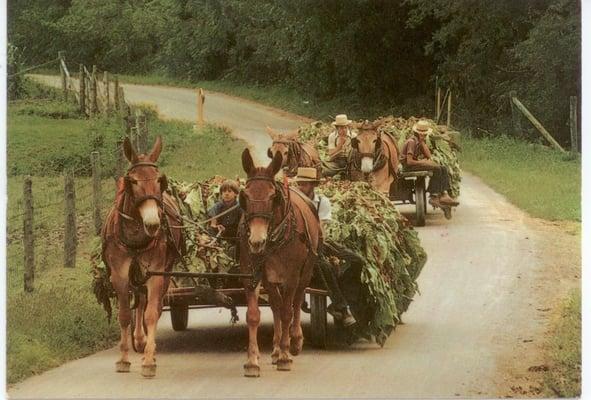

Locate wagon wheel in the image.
[415,178,426,227]
[170,303,189,331]
[130,307,147,353]
[309,293,327,349]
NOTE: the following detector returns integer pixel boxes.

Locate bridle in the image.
[124,162,167,209]
[240,175,286,222]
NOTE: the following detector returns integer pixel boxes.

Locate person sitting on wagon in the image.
[323,114,357,178]
[293,167,356,327]
[401,120,459,209]
[207,180,242,240]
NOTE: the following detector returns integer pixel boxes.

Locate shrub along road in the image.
[9,76,580,398]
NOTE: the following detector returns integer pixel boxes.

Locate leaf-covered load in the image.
[91,176,427,347]
[318,180,427,345]
[299,116,462,197]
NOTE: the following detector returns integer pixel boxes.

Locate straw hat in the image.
[331,114,352,127]
[293,167,321,183]
[412,120,433,135]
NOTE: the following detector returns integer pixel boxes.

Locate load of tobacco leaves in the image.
[299,116,462,197]
[91,176,427,347]
[318,180,427,345]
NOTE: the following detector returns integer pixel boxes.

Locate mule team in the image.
[102,115,458,378]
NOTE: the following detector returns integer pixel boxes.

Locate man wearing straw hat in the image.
[293,167,356,327]
[323,114,357,178]
[401,120,459,209]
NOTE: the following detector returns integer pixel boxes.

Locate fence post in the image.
[79,64,86,115]
[509,90,523,138]
[64,171,77,268]
[136,113,148,153]
[59,51,67,102]
[23,177,34,292]
[570,96,578,154]
[91,65,98,116]
[118,86,126,114]
[104,71,110,114]
[435,77,441,120]
[91,152,102,235]
[114,76,120,112]
[116,138,126,179]
[197,88,205,127]
[512,97,566,153]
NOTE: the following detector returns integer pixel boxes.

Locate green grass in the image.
[542,289,581,397]
[460,135,580,221]
[7,90,246,384]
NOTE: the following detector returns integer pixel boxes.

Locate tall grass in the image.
[460,135,580,221]
[7,92,246,384]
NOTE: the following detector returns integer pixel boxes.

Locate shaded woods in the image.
[8,0,580,145]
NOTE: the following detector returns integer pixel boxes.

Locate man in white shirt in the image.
[323,114,357,178]
[293,167,356,327]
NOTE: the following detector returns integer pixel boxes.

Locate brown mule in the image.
[350,122,400,196]
[266,127,322,178]
[101,136,184,378]
[239,148,321,377]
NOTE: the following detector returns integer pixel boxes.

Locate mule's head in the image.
[123,136,168,237]
[241,148,283,254]
[352,122,381,173]
[266,127,298,168]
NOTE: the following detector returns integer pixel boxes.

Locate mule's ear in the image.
[351,137,360,149]
[242,148,255,175]
[267,151,283,176]
[266,126,279,140]
[148,135,163,162]
[123,137,138,163]
[267,148,273,159]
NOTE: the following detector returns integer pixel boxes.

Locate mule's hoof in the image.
[116,361,131,373]
[243,364,260,378]
[276,359,292,371]
[141,364,157,378]
[290,341,303,356]
[134,341,146,353]
[271,355,279,365]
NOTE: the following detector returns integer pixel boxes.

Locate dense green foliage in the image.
[7,92,246,383]
[460,135,580,221]
[8,0,580,144]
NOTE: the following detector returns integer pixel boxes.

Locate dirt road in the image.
[10,76,579,398]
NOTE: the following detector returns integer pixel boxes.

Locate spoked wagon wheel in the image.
[130,307,148,353]
[309,293,327,349]
[415,178,426,227]
[170,303,189,331]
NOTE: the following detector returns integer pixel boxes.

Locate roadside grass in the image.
[460,135,580,221]
[7,91,246,384]
[542,289,581,397]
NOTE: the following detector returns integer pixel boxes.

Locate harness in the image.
[273,140,320,177]
[239,176,297,289]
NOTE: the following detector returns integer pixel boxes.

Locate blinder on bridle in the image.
[240,176,282,222]
[353,131,382,159]
[125,162,168,208]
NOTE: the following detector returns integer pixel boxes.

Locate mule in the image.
[350,122,400,196]
[266,127,321,177]
[239,148,321,376]
[101,136,184,378]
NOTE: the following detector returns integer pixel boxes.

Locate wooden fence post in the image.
[116,139,126,179]
[23,177,34,292]
[446,90,452,128]
[435,77,441,120]
[104,71,110,114]
[512,97,566,153]
[136,113,148,153]
[79,64,86,115]
[197,88,205,127]
[59,51,67,102]
[64,171,77,268]
[91,65,98,116]
[570,96,578,154]
[91,151,102,235]
[509,90,523,138]
[118,86,126,114]
[114,76,120,112]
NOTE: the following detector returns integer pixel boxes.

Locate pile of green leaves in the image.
[298,117,463,197]
[375,116,462,197]
[319,181,427,345]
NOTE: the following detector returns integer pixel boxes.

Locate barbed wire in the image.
[9,58,60,78]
